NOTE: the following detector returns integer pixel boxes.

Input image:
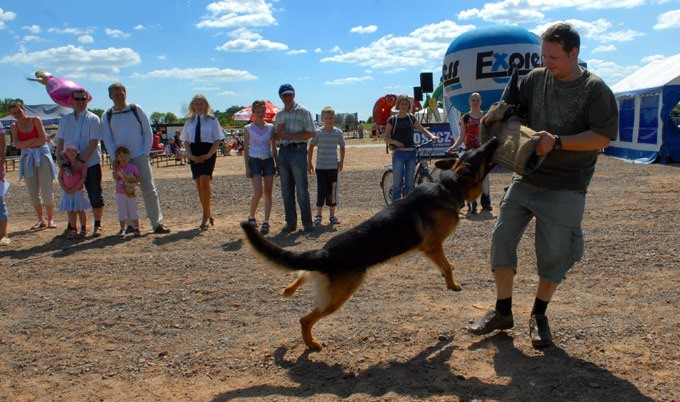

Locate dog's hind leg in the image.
[282,271,308,297]
[300,271,365,350]
[422,245,462,291]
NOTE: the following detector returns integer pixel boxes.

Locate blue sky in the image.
[1,0,678,121]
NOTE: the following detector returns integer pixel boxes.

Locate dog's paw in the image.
[307,339,323,350]
[447,281,463,292]
[281,287,295,297]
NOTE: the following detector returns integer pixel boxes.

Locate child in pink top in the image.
[114,147,141,237]
[58,144,90,238]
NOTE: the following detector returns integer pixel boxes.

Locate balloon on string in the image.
[27,71,91,108]
[442,25,541,114]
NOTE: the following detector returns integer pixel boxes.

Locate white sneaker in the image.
[0,236,10,246]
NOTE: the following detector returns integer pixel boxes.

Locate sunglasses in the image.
[72,97,88,101]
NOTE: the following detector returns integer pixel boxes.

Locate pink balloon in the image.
[27,71,92,108]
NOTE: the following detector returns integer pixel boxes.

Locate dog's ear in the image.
[435,158,457,170]
[454,163,472,178]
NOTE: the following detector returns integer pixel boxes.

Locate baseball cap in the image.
[278,84,295,96]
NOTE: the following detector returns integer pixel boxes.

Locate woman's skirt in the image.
[189,142,218,179]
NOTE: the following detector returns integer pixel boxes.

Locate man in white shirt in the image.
[56,89,105,237]
[101,82,170,234]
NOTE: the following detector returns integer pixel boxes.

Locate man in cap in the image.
[275,84,316,232]
[56,88,105,237]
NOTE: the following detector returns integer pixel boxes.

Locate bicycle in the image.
[380,140,462,205]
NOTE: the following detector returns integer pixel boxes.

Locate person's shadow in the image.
[212,334,653,401]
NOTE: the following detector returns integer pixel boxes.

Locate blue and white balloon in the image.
[442,25,541,114]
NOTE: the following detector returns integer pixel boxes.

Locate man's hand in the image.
[533,131,558,156]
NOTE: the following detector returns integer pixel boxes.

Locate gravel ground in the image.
[1,143,678,401]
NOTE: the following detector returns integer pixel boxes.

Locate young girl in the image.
[58,144,90,239]
[243,100,278,235]
[114,147,141,237]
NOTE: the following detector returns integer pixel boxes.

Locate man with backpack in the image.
[101,82,171,234]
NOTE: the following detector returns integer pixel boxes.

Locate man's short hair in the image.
[542,23,580,53]
[108,82,126,96]
[321,106,335,115]
[71,89,88,98]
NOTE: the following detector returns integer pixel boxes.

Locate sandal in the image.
[67,230,78,239]
[47,222,58,229]
[313,214,322,226]
[329,216,340,225]
[31,221,47,230]
[248,217,258,229]
[260,221,270,235]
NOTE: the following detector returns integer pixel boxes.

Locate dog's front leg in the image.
[423,246,463,291]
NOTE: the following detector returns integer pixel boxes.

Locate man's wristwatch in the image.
[553,135,562,151]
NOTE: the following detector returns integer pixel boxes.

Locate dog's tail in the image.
[240,222,328,271]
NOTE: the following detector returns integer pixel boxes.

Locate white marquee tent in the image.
[604,54,680,164]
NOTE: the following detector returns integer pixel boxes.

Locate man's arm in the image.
[137,105,154,154]
[534,130,611,156]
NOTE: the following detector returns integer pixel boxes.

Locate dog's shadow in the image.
[212,334,653,401]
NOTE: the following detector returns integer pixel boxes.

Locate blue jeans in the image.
[392,150,416,201]
[278,145,312,227]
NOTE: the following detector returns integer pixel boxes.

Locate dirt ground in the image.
[1,141,678,401]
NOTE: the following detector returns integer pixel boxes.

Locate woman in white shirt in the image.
[180,95,225,229]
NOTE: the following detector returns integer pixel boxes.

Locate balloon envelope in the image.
[28,71,92,109]
[442,25,541,114]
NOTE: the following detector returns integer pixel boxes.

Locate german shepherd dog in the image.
[240,138,499,350]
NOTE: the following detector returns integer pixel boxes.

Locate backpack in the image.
[106,103,143,135]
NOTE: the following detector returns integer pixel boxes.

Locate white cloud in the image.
[132,67,257,82]
[384,67,406,74]
[314,48,322,53]
[158,55,167,61]
[22,35,44,42]
[592,44,616,53]
[350,25,377,34]
[641,54,667,64]
[0,45,141,81]
[47,26,94,36]
[321,20,474,71]
[324,76,373,85]
[105,28,131,39]
[532,18,611,40]
[193,86,220,91]
[330,45,342,53]
[459,0,545,23]
[286,49,307,55]
[227,27,263,40]
[585,58,640,84]
[78,35,94,43]
[197,0,277,29]
[0,8,16,29]
[22,25,42,34]
[654,9,680,29]
[599,29,644,42]
[458,0,646,23]
[216,38,287,52]
[134,25,145,30]
[217,90,238,96]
